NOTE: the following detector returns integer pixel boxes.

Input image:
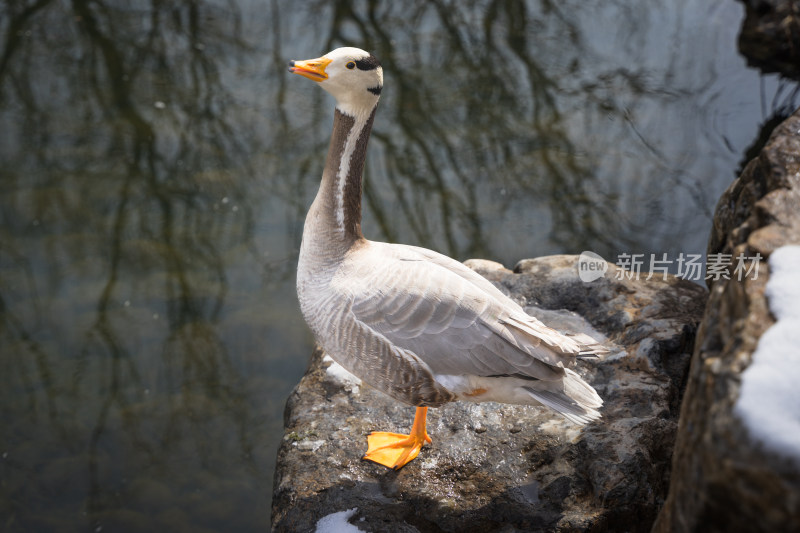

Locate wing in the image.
[339,242,592,383]
[322,314,456,407]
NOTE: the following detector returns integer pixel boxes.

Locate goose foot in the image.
[362,406,430,469]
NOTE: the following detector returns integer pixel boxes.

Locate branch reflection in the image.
[1,1,280,530]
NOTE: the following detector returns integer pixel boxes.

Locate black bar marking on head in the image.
[355,55,381,71]
[367,86,382,95]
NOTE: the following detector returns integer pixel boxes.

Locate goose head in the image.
[289,47,382,117]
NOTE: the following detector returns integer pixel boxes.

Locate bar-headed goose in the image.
[288,47,604,470]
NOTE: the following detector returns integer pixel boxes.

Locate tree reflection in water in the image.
[0,0,798,530]
[1,1,284,530]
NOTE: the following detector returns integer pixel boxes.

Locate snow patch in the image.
[323,355,361,393]
[294,439,326,452]
[734,245,800,464]
[315,507,364,533]
[538,418,582,441]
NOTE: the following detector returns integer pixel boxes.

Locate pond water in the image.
[1,0,798,531]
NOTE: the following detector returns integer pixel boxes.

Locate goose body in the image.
[290,47,604,469]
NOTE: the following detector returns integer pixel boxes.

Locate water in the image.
[1,1,798,530]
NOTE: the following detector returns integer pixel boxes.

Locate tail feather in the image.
[567,332,610,359]
[504,316,609,361]
[523,369,603,425]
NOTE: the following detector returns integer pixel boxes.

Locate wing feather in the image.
[341,242,587,383]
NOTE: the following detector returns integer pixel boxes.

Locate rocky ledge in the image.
[653,106,800,532]
[271,257,706,532]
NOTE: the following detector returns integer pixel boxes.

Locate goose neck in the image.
[307,105,377,248]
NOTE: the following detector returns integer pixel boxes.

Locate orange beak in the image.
[288,56,333,82]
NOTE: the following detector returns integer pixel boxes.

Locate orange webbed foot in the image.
[362,407,431,470]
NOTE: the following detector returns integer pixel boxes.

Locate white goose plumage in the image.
[289,47,604,469]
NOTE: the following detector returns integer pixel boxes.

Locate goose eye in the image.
[346,61,356,70]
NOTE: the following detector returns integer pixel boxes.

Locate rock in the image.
[653,108,800,532]
[271,256,706,532]
[737,0,800,80]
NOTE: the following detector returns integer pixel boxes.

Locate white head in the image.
[289,47,383,117]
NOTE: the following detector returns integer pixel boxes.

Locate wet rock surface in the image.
[737,0,800,80]
[271,256,706,532]
[653,108,800,532]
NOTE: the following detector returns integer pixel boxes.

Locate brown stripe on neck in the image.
[326,109,355,173]
[319,109,355,241]
[320,107,377,241]
[341,106,377,239]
